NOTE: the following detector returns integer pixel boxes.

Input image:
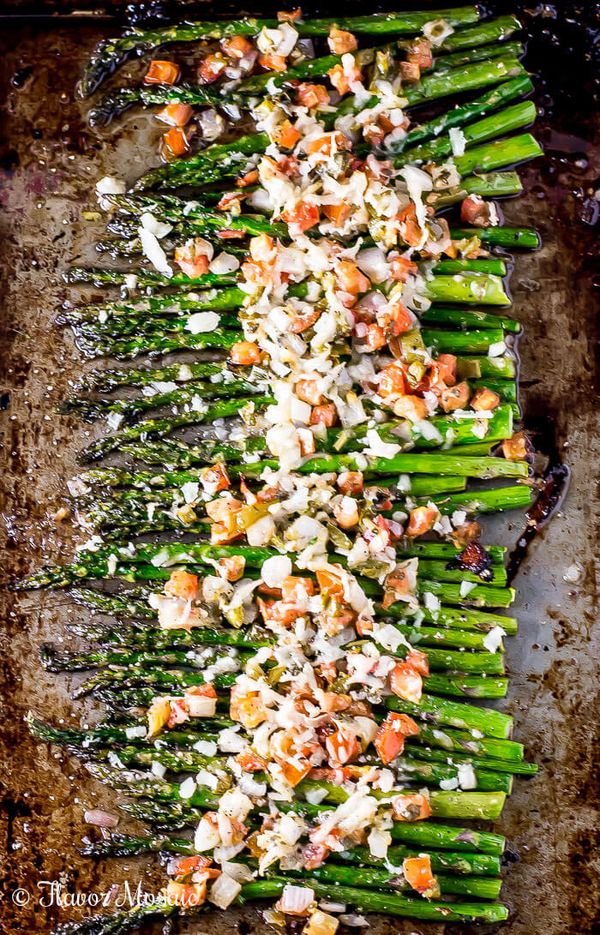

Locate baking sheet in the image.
[1,3,599,933]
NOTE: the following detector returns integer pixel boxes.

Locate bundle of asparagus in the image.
[18,8,544,934]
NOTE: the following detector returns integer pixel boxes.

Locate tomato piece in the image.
[386,300,413,336]
[390,662,423,704]
[392,792,432,822]
[200,462,231,494]
[217,555,246,581]
[402,855,438,895]
[236,168,259,188]
[295,378,323,406]
[221,35,254,59]
[398,203,423,246]
[258,52,287,72]
[322,202,351,226]
[358,323,387,352]
[405,649,430,677]
[171,855,212,879]
[289,306,322,333]
[160,126,190,161]
[156,103,193,127]
[337,260,370,295]
[406,505,439,538]
[337,471,364,496]
[230,341,262,365]
[282,200,320,232]
[165,569,198,601]
[174,238,211,278]
[460,194,494,227]
[378,361,407,398]
[440,380,470,412]
[310,403,338,427]
[389,256,418,282]
[437,353,457,387]
[316,567,345,598]
[325,727,361,767]
[296,82,330,109]
[144,60,180,85]
[236,749,268,772]
[230,684,268,729]
[374,712,420,765]
[198,53,227,84]
[471,387,501,411]
[303,132,351,157]
[399,60,421,83]
[273,119,301,150]
[303,843,331,870]
[328,60,361,95]
[281,576,315,603]
[327,27,358,55]
[501,431,528,460]
[407,38,433,69]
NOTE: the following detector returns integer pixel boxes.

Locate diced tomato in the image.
[230,684,268,729]
[295,378,323,406]
[407,38,433,69]
[358,323,387,352]
[303,132,351,158]
[460,194,494,227]
[316,566,345,598]
[205,496,243,522]
[332,496,359,529]
[437,353,457,387]
[171,855,213,880]
[389,256,418,282]
[200,462,231,493]
[273,119,301,150]
[303,843,331,870]
[337,471,363,496]
[310,403,338,427]
[471,387,501,411]
[328,60,361,95]
[156,103,193,127]
[165,569,198,601]
[218,555,246,581]
[378,361,407,398]
[236,168,259,188]
[221,35,254,59]
[405,649,430,676]
[278,7,302,21]
[337,260,370,295]
[390,662,423,704]
[281,576,315,603]
[440,380,470,412]
[258,52,287,72]
[257,597,299,628]
[392,792,432,822]
[402,855,438,895]
[393,395,428,422]
[296,82,331,109]
[198,53,227,84]
[230,341,262,365]
[322,202,351,226]
[327,26,358,55]
[270,730,313,786]
[282,199,320,232]
[406,505,439,538]
[236,749,268,772]
[501,431,528,460]
[160,126,190,161]
[289,306,322,333]
[398,203,423,247]
[165,880,207,908]
[374,712,420,765]
[174,238,211,278]
[144,60,180,85]
[399,60,421,82]
[382,564,416,610]
[385,300,414,336]
[217,228,246,240]
[325,727,361,767]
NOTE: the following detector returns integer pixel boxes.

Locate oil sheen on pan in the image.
[0,3,598,935]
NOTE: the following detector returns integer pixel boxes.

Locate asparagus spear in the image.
[80,7,481,96]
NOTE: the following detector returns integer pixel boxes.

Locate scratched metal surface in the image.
[0,4,599,934]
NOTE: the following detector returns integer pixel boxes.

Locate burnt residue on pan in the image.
[1,3,599,935]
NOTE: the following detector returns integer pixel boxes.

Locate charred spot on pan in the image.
[447,540,493,581]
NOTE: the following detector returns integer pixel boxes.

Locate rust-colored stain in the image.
[0,4,599,934]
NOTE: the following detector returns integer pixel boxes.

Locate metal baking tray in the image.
[1,3,599,933]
